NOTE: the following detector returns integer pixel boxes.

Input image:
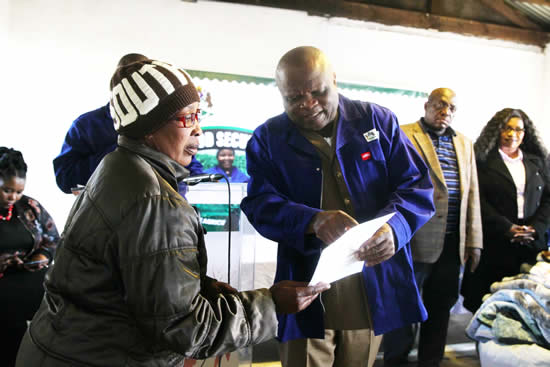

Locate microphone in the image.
[182,173,224,186]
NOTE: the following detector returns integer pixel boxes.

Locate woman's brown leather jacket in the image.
[27,136,277,366]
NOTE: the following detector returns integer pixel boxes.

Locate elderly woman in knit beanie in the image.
[16,59,329,366]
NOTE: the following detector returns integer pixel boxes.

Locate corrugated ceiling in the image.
[505,0,550,29]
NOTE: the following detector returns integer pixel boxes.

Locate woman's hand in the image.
[0,251,24,273]
[209,281,238,295]
[201,279,238,300]
[270,280,330,314]
[21,253,49,272]
[507,224,536,246]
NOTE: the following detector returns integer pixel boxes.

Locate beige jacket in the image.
[401,121,483,264]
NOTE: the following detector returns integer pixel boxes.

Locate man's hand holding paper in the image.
[308,210,359,245]
[309,213,395,285]
[354,222,395,267]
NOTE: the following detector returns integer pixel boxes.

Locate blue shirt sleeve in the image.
[53,104,117,193]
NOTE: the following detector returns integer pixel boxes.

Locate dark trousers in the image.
[0,320,27,367]
[383,232,460,367]
[0,268,48,367]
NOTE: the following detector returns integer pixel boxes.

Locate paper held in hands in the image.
[309,212,395,285]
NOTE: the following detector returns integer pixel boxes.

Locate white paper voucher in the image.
[309,212,395,285]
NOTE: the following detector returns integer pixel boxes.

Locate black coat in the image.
[462,148,550,312]
[479,149,550,257]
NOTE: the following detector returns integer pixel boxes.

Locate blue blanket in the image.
[466,255,550,348]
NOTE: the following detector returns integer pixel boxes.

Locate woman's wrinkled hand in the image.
[210,280,238,295]
[0,251,24,273]
[270,280,330,314]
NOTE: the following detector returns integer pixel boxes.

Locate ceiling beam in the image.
[479,0,542,29]
[428,0,447,14]
[218,0,550,47]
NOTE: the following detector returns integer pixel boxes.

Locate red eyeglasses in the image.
[175,109,201,128]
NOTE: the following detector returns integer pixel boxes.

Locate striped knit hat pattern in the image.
[109,59,200,139]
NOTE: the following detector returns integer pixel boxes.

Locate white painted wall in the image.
[3,0,549,229]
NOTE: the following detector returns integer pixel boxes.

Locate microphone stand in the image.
[222,176,231,285]
[184,173,232,285]
[185,174,233,367]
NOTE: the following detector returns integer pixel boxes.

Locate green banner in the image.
[195,204,241,232]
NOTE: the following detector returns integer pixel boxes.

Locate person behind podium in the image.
[205,147,250,183]
[16,58,329,367]
[241,46,435,367]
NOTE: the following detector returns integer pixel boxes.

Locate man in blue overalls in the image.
[241,46,435,367]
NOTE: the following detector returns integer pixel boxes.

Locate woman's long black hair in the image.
[474,108,547,162]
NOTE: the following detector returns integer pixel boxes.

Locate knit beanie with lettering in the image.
[109,59,200,139]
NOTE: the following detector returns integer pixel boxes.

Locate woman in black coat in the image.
[462,108,550,312]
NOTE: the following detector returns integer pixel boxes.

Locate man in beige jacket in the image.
[383,88,482,367]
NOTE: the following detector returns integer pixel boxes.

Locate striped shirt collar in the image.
[420,118,456,138]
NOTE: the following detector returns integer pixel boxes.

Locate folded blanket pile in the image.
[466,250,550,349]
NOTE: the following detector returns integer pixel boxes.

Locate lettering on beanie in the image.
[110,60,196,135]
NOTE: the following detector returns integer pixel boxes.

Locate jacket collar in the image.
[485,148,516,185]
[524,152,546,184]
[410,120,446,188]
[117,135,189,192]
[485,148,543,188]
[282,94,362,157]
[13,194,33,217]
[335,94,364,151]
[419,117,456,137]
[103,103,111,119]
[284,121,319,158]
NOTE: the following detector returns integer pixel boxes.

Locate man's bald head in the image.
[274,46,339,131]
[275,46,333,87]
[427,88,456,104]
